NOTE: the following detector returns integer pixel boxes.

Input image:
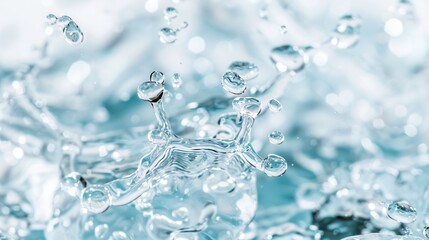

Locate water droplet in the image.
[232,97,261,118]
[61,172,87,197]
[94,224,109,239]
[137,81,164,102]
[221,72,246,95]
[228,61,260,80]
[262,154,288,177]
[387,200,417,223]
[164,7,178,21]
[46,14,57,25]
[423,226,429,239]
[159,27,177,44]
[81,185,111,214]
[150,71,165,84]
[270,45,306,73]
[280,25,288,34]
[55,16,84,45]
[331,15,361,49]
[268,99,282,112]
[172,73,183,89]
[269,131,284,145]
[203,170,236,194]
[147,129,168,144]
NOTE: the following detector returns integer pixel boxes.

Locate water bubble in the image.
[46,14,57,25]
[172,73,183,89]
[270,45,306,73]
[269,131,284,145]
[228,61,260,80]
[81,185,111,214]
[94,224,109,239]
[164,7,178,21]
[221,72,246,95]
[280,25,288,34]
[150,71,165,84]
[203,170,237,194]
[147,129,168,144]
[262,154,288,177]
[137,81,164,102]
[387,200,417,223]
[159,27,177,44]
[232,97,261,118]
[61,172,87,197]
[268,99,282,112]
[331,15,361,49]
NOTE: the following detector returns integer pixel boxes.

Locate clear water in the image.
[1,0,429,239]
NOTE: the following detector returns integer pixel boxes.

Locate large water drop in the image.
[386,200,417,224]
[221,72,246,95]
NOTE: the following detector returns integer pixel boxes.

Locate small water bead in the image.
[270,45,306,73]
[232,97,261,118]
[221,72,247,95]
[94,224,109,239]
[164,7,178,21]
[147,129,168,144]
[137,81,164,102]
[331,15,361,49]
[61,172,87,197]
[262,154,288,177]
[269,131,284,145]
[150,71,165,84]
[81,185,111,214]
[387,200,417,224]
[228,61,260,80]
[268,99,282,112]
[159,27,177,44]
[280,25,288,34]
[172,73,183,89]
[46,14,57,25]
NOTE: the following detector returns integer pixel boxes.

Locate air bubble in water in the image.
[164,7,178,21]
[228,61,260,80]
[270,45,306,73]
[221,72,246,95]
[150,71,165,84]
[172,73,183,89]
[159,27,177,44]
[331,15,361,49]
[268,99,282,112]
[46,14,57,25]
[269,131,284,145]
[386,200,417,223]
[61,172,87,197]
[81,185,111,214]
[280,25,288,34]
[262,154,288,177]
[137,81,164,102]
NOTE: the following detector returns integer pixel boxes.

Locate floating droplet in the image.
[203,170,236,194]
[137,81,164,102]
[270,45,306,73]
[55,15,84,45]
[269,131,284,145]
[94,224,109,239]
[387,200,417,224]
[331,15,361,49]
[268,99,282,112]
[221,72,246,95]
[81,185,111,214]
[46,14,57,25]
[147,129,168,144]
[150,71,165,84]
[164,7,178,21]
[280,25,288,34]
[172,73,183,89]
[232,97,261,118]
[159,27,177,44]
[262,154,288,177]
[61,172,87,197]
[228,61,260,80]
